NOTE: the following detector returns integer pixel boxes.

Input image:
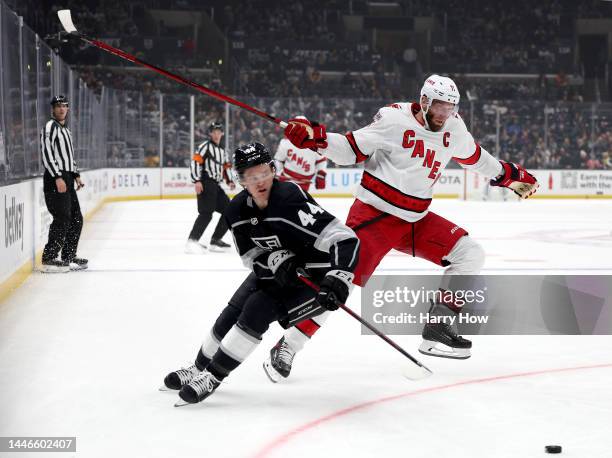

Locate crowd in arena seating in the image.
[4,0,611,173]
[426,0,609,74]
[11,0,601,102]
[10,0,144,42]
[470,102,612,170]
[202,97,612,171]
[453,74,585,103]
[77,66,224,96]
[84,85,612,171]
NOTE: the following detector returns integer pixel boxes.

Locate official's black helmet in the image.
[50,95,69,107]
[233,143,273,177]
[208,121,224,132]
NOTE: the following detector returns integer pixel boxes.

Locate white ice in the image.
[1,198,611,458]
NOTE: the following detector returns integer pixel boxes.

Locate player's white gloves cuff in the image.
[325,269,355,293]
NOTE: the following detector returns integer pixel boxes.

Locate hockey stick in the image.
[57,10,288,128]
[298,275,433,380]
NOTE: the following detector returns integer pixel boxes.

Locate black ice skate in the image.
[41,259,70,273]
[175,370,221,406]
[209,238,231,252]
[418,301,472,360]
[161,364,200,391]
[68,257,88,271]
[263,337,296,383]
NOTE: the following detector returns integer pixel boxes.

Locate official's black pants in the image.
[42,172,83,262]
[188,177,230,242]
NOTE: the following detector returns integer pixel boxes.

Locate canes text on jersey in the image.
[402,130,450,180]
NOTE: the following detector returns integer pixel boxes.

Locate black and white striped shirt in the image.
[190,139,229,183]
[40,118,78,178]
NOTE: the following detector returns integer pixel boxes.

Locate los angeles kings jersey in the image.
[224,180,359,282]
[322,102,503,222]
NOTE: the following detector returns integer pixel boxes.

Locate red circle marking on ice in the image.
[252,363,612,458]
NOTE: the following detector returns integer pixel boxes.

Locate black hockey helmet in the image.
[233,142,273,177]
[50,95,69,107]
[208,121,224,132]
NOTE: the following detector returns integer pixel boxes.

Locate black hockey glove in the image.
[268,250,299,288]
[317,270,354,311]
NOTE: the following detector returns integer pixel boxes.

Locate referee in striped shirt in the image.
[185,121,235,254]
[40,95,88,272]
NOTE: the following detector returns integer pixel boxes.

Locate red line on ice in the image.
[252,363,612,458]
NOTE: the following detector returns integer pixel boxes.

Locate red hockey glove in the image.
[284,117,328,151]
[490,161,539,199]
[315,170,327,189]
[222,162,234,187]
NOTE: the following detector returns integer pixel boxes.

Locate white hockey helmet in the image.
[420,74,460,111]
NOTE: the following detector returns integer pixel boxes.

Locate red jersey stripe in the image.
[345,132,369,163]
[360,172,432,213]
[453,144,482,166]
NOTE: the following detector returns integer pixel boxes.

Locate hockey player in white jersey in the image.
[262,75,539,381]
[275,137,327,192]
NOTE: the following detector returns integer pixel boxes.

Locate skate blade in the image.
[209,246,230,253]
[402,362,433,381]
[174,399,192,407]
[184,249,207,255]
[418,340,471,360]
[158,385,176,392]
[69,264,88,271]
[39,266,70,273]
[262,360,282,384]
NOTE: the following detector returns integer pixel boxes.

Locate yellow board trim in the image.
[0,195,106,306]
[0,260,33,307]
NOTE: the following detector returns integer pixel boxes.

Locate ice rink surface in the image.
[1,197,611,458]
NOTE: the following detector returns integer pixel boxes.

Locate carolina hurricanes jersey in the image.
[322,102,502,222]
[275,138,327,188]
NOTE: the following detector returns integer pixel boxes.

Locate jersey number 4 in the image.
[298,202,323,226]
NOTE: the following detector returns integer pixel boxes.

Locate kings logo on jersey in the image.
[251,235,282,250]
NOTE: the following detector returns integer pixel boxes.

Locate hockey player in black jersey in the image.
[163,142,360,406]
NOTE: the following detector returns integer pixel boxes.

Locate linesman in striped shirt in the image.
[185,121,235,254]
[40,95,88,273]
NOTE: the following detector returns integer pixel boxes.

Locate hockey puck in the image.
[545,445,562,454]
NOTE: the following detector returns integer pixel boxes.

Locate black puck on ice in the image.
[545,445,562,454]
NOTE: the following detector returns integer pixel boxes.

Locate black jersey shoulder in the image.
[226,180,313,226]
[225,189,252,226]
[269,180,313,206]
